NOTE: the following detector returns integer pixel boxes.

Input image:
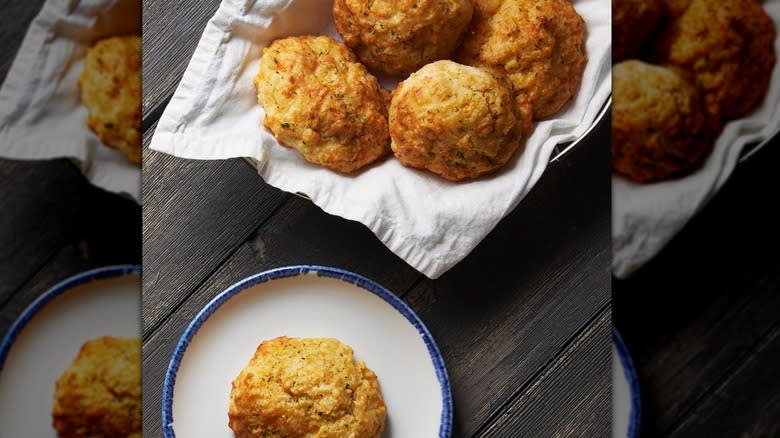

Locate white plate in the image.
[0,265,141,437]
[613,329,641,438]
[163,265,452,437]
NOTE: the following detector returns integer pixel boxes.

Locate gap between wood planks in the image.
[661,312,780,437]
[140,190,292,341]
[468,302,611,438]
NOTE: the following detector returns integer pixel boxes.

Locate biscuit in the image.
[456,0,587,119]
[389,60,532,181]
[79,35,142,165]
[612,0,663,62]
[255,35,390,173]
[653,0,776,120]
[52,336,141,438]
[612,60,717,182]
[660,0,692,17]
[228,337,386,438]
[333,0,473,75]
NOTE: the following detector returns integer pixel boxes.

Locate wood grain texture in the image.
[477,307,611,437]
[0,241,136,337]
[0,160,88,304]
[141,151,289,335]
[668,322,780,438]
[141,118,289,335]
[0,159,140,305]
[0,161,140,344]
[142,0,220,116]
[143,152,290,334]
[614,136,780,437]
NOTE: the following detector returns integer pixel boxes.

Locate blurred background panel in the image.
[0,0,141,342]
[0,1,141,436]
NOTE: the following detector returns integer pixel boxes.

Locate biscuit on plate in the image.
[228,337,386,438]
[52,336,141,438]
[612,60,717,182]
[389,60,532,181]
[456,0,587,119]
[652,0,776,120]
[255,35,390,174]
[333,0,473,75]
[79,35,142,165]
[612,0,663,62]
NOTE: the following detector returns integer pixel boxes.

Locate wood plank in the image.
[668,323,780,438]
[613,140,780,436]
[0,241,138,337]
[141,124,290,334]
[477,307,611,437]
[1,160,140,333]
[0,159,133,305]
[0,0,45,81]
[404,239,610,437]
[141,0,220,116]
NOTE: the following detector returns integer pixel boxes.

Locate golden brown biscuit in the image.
[660,0,692,17]
[79,35,142,165]
[228,337,386,438]
[255,35,390,173]
[613,0,663,62]
[389,60,532,181]
[456,0,587,119]
[333,0,473,75]
[52,336,141,438]
[612,60,718,182]
[653,0,776,120]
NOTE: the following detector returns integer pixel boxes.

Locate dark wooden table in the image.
[140,1,611,437]
[0,1,141,346]
[613,133,780,438]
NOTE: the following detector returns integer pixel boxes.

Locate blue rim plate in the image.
[613,328,641,438]
[0,264,141,370]
[162,265,453,438]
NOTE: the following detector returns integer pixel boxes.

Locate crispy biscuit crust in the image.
[612,61,717,182]
[333,0,473,75]
[52,337,141,438]
[612,0,663,62]
[653,0,776,120]
[389,60,532,181]
[79,35,142,165]
[660,0,692,17]
[255,36,390,174]
[228,337,386,438]
[456,0,587,119]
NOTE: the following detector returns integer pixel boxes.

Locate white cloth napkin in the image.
[150,0,611,279]
[612,0,780,279]
[0,0,141,203]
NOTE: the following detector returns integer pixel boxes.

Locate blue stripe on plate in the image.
[162,265,453,438]
[0,264,142,371]
[613,328,641,438]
